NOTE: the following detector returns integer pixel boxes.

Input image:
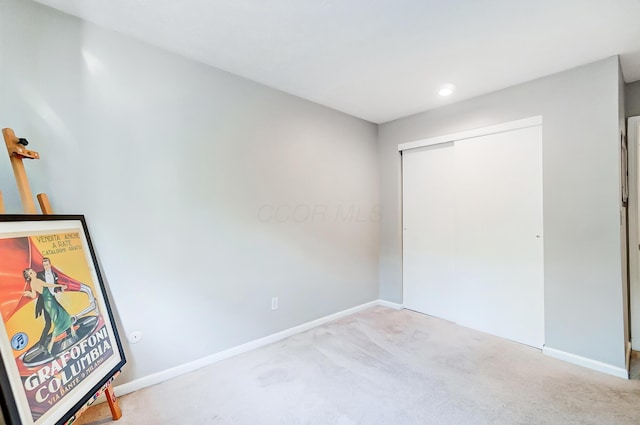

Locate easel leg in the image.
[37,193,53,214]
[105,383,122,420]
[10,155,37,213]
[0,191,4,214]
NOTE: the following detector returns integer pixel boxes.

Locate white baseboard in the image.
[378,299,403,310]
[115,299,394,397]
[543,346,629,379]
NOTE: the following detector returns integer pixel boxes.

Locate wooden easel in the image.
[2,128,123,423]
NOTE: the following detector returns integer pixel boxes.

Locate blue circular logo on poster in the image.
[11,332,28,351]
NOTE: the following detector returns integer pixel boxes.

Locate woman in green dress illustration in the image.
[22,268,77,355]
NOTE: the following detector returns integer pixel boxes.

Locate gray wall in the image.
[628,80,640,118]
[379,57,626,369]
[0,0,379,383]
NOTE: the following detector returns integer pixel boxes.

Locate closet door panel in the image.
[454,126,544,348]
[402,143,458,321]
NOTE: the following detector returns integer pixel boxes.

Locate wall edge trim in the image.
[114,299,391,397]
[543,346,629,379]
[626,340,632,372]
[378,299,403,310]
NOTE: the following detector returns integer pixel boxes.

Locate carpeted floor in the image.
[76,307,640,424]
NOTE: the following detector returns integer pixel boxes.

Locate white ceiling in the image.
[33,0,640,123]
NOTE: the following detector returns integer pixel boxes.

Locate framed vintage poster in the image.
[0,215,126,425]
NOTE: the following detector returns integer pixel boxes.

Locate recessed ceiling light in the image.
[438,84,456,97]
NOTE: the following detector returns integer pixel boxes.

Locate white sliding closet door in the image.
[453,127,543,347]
[402,143,456,321]
[402,124,544,348]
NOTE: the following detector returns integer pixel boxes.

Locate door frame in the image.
[628,116,640,350]
[398,116,542,152]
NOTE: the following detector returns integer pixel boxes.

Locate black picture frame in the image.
[0,215,126,425]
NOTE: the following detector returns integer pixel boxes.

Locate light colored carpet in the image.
[76,307,640,424]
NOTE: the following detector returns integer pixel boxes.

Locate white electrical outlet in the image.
[271,297,279,310]
[128,331,143,343]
